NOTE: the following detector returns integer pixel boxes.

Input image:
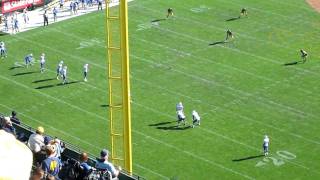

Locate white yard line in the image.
[46,24,318,119]
[130,18,318,118]
[0,73,258,178]
[2,3,320,175]
[134,164,170,180]
[10,27,320,148]
[133,130,255,180]
[132,5,320,77]
[4,55,320,175]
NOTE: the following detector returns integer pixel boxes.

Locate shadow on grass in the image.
[100,104,109,108]
[13,71,38,76]
[283,61,303,66]
[149,121,190,130]
[9,66,23,70]
[226,17,240,21]
[151,18,166,22]
[232,154,264,162]
[35,85,55,89]
[56,80,80,86]
[156,125,191,131]
[209,41,227,46]
[149,121,175,126]
[35,81,81,89]
[33,78,56,83]
[0,31,9,36]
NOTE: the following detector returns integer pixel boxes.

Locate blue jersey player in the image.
[0,41,7,58]
[176,102,183,112]
[25,53,33,67]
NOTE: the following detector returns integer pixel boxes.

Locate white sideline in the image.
[1,0,133,34]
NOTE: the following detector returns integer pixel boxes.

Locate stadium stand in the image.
[0,113,142,180]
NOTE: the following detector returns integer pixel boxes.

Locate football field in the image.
[1,0,320,179]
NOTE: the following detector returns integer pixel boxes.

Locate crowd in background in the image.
[0,111,121,180]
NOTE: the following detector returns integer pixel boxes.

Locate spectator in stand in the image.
[30,167,45,180]
[98,0,103,10]
[73,1,78,14]
[3,15,8,32]
[10,15,14,34]
[46,174,56,180]
[49,138,63,159]
[95,149,121,178]
[80,152,94,176]
[2,117,16,135]
[23,7,29,24]
[53,7,58,22]
[43,10,49,26]
[59,0,64,9]
[0,116,9,128]
[10,110,21,124]
[14,16,19,33]
[0,130,33,180]
[81,0,86,9]
[70,1,74,15]
[27,126,45,153]
[44,136,52,146]
[42,145,61,177]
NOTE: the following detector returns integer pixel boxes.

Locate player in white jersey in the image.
[56,61,63,79]
[62,66,68,84]
[176,102,183,112]
[83,64,89,82]
[23,8,29,24]
[177,110,186,126]
[191,110,201,128]
[263,135,269,156]
[40,53,46,73]
[0,41,7,58]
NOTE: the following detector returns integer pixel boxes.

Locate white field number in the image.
[137,22,159,31]
[190,5,211,13]
[77,38,104,49]
[255,150,296,167]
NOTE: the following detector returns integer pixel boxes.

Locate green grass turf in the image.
[1,0,320,179]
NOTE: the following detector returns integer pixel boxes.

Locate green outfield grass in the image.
[1,0,320,179]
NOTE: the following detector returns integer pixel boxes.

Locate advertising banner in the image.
[1,0,44,14]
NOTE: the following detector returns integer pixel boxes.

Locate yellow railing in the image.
[105,0,132,174]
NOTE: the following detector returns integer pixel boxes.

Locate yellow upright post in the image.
[105,0,132,174]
